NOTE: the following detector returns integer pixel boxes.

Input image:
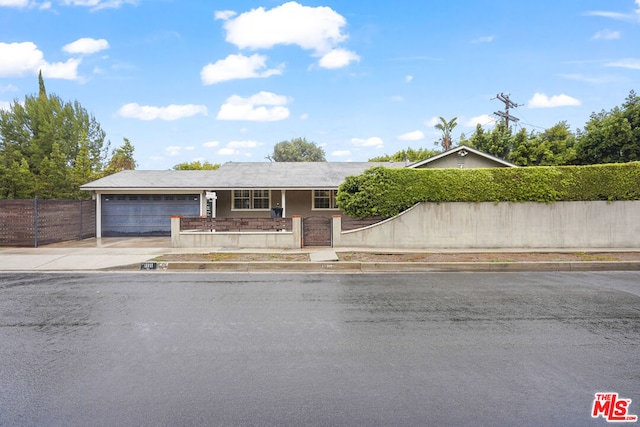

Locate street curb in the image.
[119,260,640,273]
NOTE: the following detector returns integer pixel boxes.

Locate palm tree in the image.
[434,117,458,151]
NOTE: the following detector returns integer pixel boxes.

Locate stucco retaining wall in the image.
[333,201,640,249]
[171,216,302,249]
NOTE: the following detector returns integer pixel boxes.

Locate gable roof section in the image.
[80,162,404,191]
[407,145,518,168]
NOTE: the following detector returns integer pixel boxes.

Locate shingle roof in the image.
[211,162,403,189]
[80,162,404,191]
[80,170,215,190]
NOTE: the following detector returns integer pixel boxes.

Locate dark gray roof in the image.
[80,170,216,190]
[211,162,403,189]
[81,162,404,191]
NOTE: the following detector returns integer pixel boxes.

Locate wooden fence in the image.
[0,199,95,247]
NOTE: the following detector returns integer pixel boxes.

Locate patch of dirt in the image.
[155,252,640,263]
[338,252,640,262]
[156,253,310,262]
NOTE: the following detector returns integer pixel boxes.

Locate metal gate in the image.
[101,194,200,237]
[302,216,332,247]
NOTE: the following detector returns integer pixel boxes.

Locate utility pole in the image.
[493,93,520,131]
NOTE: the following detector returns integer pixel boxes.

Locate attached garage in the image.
[101,194,200,237]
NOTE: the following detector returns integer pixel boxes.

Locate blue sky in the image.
[1,0,639,169]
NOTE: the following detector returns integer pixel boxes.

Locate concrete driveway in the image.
[0,238,175,271]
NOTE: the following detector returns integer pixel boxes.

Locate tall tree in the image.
[509,122,576,166]
[462,121,514,160]
[267,137,326,162]
[173,160,220,170]
[369,147,440,163]
[104,138,137,175]
[0,74,108,199]
[434,117,457,151]
[575,90,640,164]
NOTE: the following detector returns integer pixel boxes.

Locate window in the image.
[313,189,338,210]
[253,190,270,209]
[233,190,270,210]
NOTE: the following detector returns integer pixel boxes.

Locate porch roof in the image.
[80,162,404,191]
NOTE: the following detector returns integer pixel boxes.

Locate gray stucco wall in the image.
[418,152,507,169]
[333,201,640,249]
[214,189,340,219]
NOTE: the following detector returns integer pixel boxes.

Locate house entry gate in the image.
[302,216,332,247]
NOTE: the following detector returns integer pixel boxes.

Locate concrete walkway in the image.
[0,237,639,272]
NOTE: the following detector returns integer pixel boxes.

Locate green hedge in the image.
[336,162,640,218]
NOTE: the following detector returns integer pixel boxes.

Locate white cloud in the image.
[351,137,383,149]
[592,29,621,40]
[527,93,581,108]
[0,83,19,93]
[219,2,346,51]
[0,0,29,7]
[605,58,640,69]
[424,117,440,127]
[405,75,413,83]
[214,10,236,20]
[0,101,11,111]
[116,103,208,120]
[318,48,359,69]
[464,115,496,127]
[559,73,620,84]
[40,57,81,79]
[164,145,194,157]
[471,36,494,44]
[397,130,424,141]
[201,53,282,85]
[217,1,357,69]
[165,146,182,156]
[216,91,291,122]
[63,38,109,54]
[218,148,237,156]
[217,142,261,156]
[227,140,260,149]
[332,150,351,157]
[203,141,220,148]
[0,41,81,79]
[62,0,137,11]
[584,1,640,22]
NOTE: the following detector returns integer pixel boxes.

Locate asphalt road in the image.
[1,272,639,427]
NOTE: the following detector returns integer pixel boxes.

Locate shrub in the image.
[336,162,640,218]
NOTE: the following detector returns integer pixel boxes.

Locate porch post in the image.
[95,192,102,239]
[200,191,207,216]
[281,190,286,218]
